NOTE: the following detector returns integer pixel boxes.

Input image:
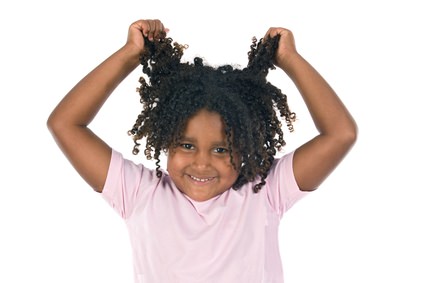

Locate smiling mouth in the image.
[189,175,215,183]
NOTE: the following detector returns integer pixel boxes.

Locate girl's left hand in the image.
[264,27,299,70]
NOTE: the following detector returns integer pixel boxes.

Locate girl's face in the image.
[167,109,240,202]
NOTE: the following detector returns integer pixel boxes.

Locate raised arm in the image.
[266,28,358,191]
[47,19,167,192]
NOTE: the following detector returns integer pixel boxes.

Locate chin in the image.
[190,194,212,202]
[185,191,218,202]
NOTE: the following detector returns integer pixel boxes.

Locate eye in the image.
[180,143,194,150]
[214,147,228,154]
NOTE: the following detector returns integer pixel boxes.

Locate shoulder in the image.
[103,149,166,199]
[268,150,295,179]
[102,149,176,218]
[108,149,158,181]
[265,150,309,215]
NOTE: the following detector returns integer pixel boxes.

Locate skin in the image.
[264,28,357,191]
[167,109,240,202]
[47,19,357,198]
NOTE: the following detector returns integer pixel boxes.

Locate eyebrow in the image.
[180,136,228,147]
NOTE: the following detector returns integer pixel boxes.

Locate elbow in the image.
[46,112,63,138]
[47,111,73,142]
[46,113,57,135]
[348,119,358,143]
[340,121,358,150]
[325,119,358,152]
[47,110,76,136]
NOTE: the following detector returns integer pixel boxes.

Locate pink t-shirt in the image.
[102,149,308,283]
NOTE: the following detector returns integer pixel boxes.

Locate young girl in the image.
[47,19,357,282]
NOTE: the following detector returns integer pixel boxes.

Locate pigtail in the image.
[130,36,188,179]
[246,35,280,76]
[233,33,295,192]
[140,36,187,85]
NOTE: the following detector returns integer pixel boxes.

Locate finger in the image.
[152,19,165,39]
[264,28,272,40]
[265,27,282,39]
[145,19,165,41]
[153,20,163,39]
[138,19,152,39]
[146,20,154,40]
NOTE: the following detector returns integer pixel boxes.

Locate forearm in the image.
[281,53,357,139]
[46,20,166,192]
[48,45,140,129]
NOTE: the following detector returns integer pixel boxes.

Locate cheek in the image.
[166,153,177,173]
[221,157,240,179]
[166,155,182,188]
[167,152,187,174]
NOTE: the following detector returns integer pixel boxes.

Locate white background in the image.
[1,0,423,282]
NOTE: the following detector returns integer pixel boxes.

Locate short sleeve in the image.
[265,150,310,217]
[101,149,159,219]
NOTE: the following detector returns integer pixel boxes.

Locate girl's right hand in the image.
[125,19,168,58]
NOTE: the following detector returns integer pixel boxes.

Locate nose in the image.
[192,150,211,169]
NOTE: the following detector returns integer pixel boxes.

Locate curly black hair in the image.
[128,34,296,193]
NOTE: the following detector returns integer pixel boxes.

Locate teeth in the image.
[190,175,213,182]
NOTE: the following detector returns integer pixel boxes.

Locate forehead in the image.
[183,109,226,140]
